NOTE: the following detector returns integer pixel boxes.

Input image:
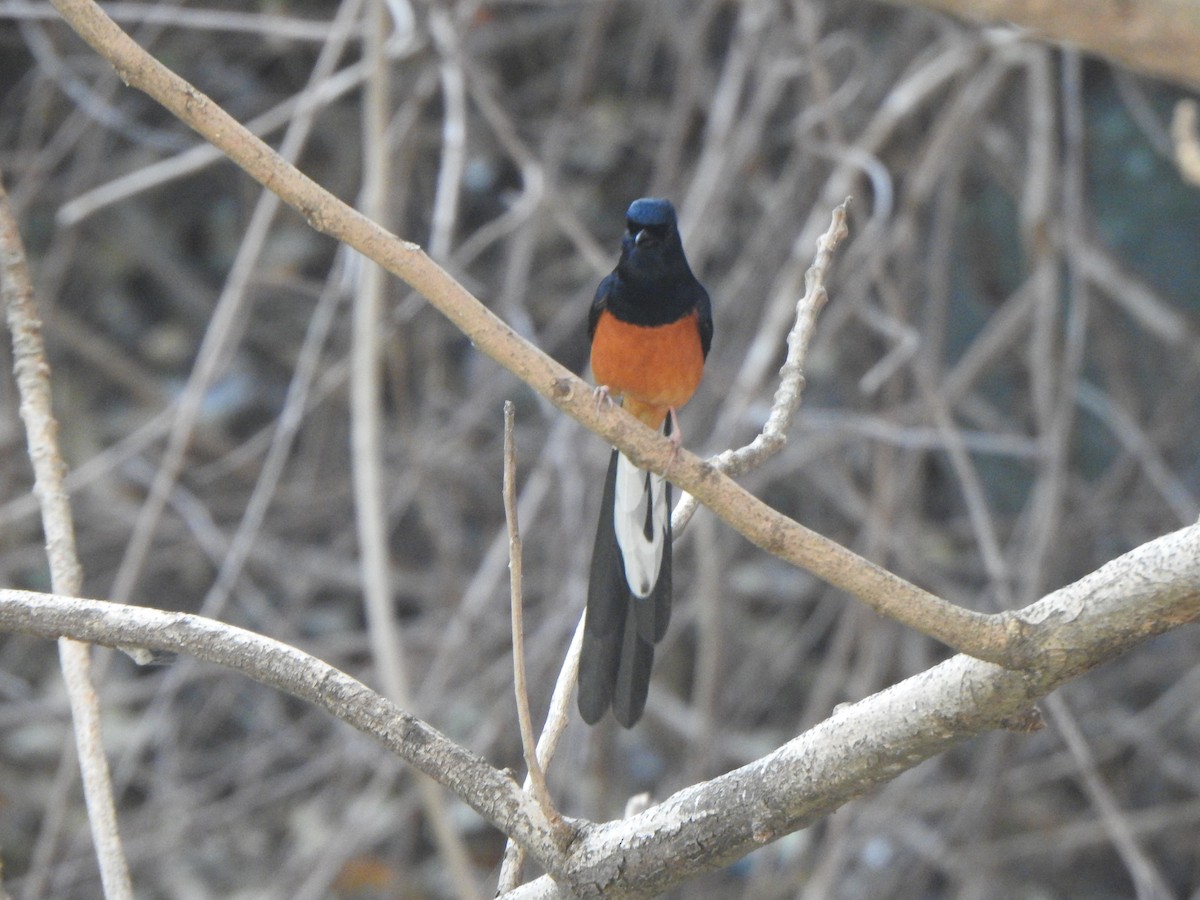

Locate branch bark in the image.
[2,522,1198,896]
[505,523,1200,897]
[889,0,1200,89]
[0,588,568,875]
[0,176,133,899]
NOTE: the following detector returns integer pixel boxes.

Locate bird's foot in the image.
[593,384,614,413]
[663,407,683,476]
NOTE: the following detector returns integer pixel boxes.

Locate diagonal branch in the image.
[502,522,1200,897]
[48,0,1025,667]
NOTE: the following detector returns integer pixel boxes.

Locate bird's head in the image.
[618,198,689,282]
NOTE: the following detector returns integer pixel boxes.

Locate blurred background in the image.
[1,1,1199,897]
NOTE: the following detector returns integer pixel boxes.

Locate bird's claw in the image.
[593,385,613,413]
[663,407,683,476]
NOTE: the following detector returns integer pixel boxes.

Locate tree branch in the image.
[889,0,1200,89]
[0,175,133,899]
[504,523,1200,897]
[3,522,1198,897]
[673,199,846,533]
[0,588,569,875]
[46,0,1028,667]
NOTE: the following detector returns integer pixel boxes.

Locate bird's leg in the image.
[593,384,614,413]
[666,406,683,452]
[662,406,683,477]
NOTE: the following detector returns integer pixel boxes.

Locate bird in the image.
[577,197,712,728]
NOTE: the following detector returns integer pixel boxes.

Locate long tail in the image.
[578,448,672,727]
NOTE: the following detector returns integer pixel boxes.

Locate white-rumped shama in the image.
[578,198,712,727]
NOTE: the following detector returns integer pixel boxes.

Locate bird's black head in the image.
[626,197,676,233]
[617,198,691,284]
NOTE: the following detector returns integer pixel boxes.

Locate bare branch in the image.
[502,402,567,847]
[2,526,1198,894]
[0,588,568,873]
[674,198,848,531]
[0,176,133,899]
[44,0,1024,667]
[1171,99,1200,186]
[5,513,1200,896]
[887,0,1200,89]
[503,523,1200,896]
[4,519,1185,894]
[353,5,480,892]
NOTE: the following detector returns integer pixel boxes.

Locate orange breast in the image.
[590,309,705,430]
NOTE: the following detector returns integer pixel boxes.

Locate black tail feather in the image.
[578,449,672,727]
[635,480,671,643]
[613,614,654,727]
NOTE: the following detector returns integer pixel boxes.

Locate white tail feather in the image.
[612,452,667,598]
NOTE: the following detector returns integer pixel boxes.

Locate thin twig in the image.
[498,612,587,893]
[501,403,568,877]
[502,402,552,815]
[1171,99,1200,186]
[531,616,585,774]
[674,198,849,533]
[0,174,133,899]
[353,0,408,745]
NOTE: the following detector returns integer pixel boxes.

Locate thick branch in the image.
[507,523,1200,897]
[891,0,1200,89]
[4,523,1198,897]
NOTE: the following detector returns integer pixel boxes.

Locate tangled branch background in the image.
[1,1,1199,897]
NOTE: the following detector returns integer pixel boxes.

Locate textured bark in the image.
[895,0,1200,87]
[3,523,1199,897]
